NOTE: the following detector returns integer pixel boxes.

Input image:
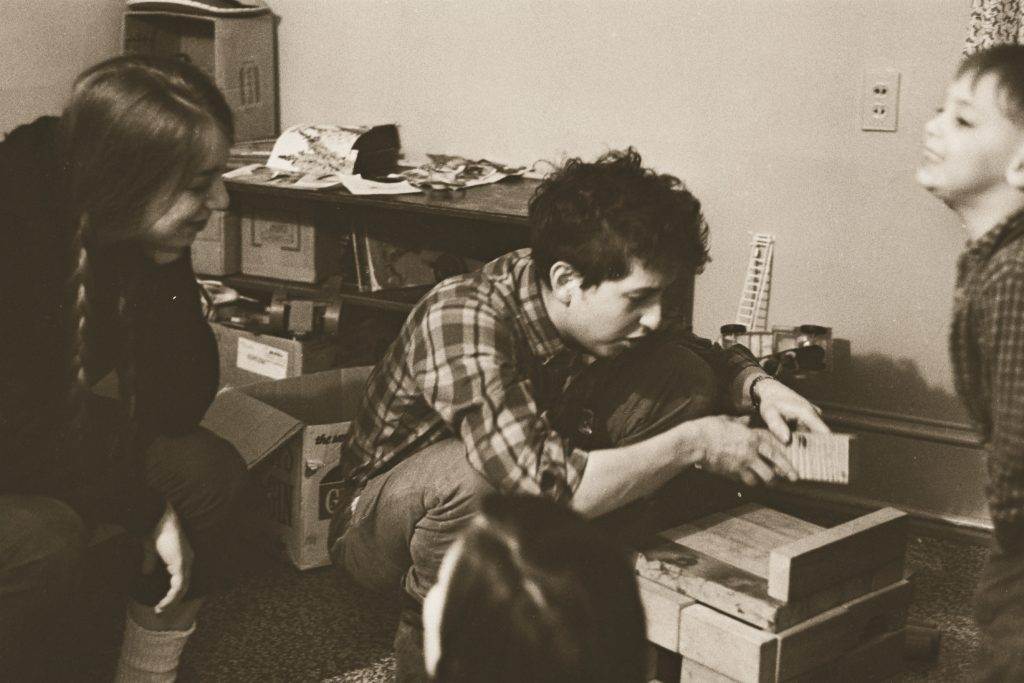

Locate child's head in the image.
[422,495,647,683]
[917,44,1024,213]
[530,147,709,289]
[60,54,233,249]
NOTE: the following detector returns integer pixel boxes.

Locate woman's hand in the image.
[143,502,194,614]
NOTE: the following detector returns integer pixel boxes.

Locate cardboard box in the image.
[124,11,277,141]
[211,322,339,389]
[192,210,240,276]
[240,209,342,283]
[201,366,374,570]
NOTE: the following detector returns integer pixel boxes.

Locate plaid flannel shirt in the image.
[952,209,1024,553]
[342,249,760,503]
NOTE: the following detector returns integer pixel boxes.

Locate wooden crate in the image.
[635,503,909,682]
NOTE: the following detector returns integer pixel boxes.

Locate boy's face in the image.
[563,258,671,358]
[917,71,1024,207]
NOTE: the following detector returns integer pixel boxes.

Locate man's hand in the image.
[692,415,798,486]
[143,503,194,614]
[752,376,830,444]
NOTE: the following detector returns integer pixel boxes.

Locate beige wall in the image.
[1,0,124,132]
[273,0,971,415]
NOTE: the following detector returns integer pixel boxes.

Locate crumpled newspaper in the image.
[396,154,525,191]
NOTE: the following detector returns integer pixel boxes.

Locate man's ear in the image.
[548,261,582,305]
[1006,139,1024,190]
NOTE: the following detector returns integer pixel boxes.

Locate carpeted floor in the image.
[59,529,986,682]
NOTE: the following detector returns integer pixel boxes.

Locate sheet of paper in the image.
[336,174,420,195]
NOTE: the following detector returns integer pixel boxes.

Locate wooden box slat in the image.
[636,503,908,632]
[679,604,778,683]
[639,575,696,651]
[767,507,907,602]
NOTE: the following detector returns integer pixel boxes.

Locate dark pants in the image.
[974,544,1024,682]
[131,428,251,605]
[0,427,249,676]
[0,495,87,679]
[331,336,737,682]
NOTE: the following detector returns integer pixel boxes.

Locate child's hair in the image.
[58,54,232,440]
[433,495,647,683]
[959,44,1024,126]
[528,147,709,288]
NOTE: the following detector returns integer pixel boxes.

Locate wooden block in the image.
[774,579,912,680]
[785,627,906,682]
[659,504,823,578]
[679,604,778,683]
[639,575,696,651]
[680,657,740,682]
[636,537,904,632]
[768,507,907,602]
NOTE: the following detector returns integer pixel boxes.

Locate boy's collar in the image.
[966,206,1024,260]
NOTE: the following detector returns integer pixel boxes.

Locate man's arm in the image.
[658,321,829,442]
[571,414,798,518]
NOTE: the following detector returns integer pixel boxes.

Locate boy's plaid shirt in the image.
[952,209,1024,553]
[342,249,759,503]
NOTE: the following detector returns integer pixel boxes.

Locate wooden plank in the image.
[636,540,904,633]
[635,538,781,631]
[728,504,823,540]
[767,507,907,602]
[639,575,696,651]
[785,628,906,682]
[679,658,740,682]
[678,604,778,683]
[660,505,822,578]
[771,559,904,632]
[774,580,911,680]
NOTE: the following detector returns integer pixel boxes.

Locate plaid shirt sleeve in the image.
[410,298,587,502]
[983,267,1024,552]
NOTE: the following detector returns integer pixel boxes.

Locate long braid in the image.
[63,220,93,476]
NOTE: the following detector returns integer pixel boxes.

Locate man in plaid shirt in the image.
[330,148,827,680]
[918,45,1024,681]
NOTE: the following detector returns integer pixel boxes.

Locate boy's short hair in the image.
[959,44,1024,126]
[528,147,709,288]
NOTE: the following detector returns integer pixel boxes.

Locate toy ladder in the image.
[736,233,775,331]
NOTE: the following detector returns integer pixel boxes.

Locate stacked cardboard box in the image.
[201,367,374,570]
[636,503,909,682]
[211,322,339,389]
[192,210,240,276]
[240,209,342,284]
[123,10,276,141]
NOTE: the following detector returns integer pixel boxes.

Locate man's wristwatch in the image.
[749,374,774,410]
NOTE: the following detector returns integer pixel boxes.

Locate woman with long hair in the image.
[1,54,249,680]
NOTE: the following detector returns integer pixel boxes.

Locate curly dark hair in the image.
[959,44,1024,126]
[528,147,710,288]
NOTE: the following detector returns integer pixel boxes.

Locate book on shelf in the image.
[350,228,483,293]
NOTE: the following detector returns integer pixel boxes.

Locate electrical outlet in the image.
[861,68,900,132]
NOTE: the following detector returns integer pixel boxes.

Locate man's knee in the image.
[144,429,248,529]
[581,342,721,447]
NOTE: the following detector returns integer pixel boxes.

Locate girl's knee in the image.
[145,430,248,524]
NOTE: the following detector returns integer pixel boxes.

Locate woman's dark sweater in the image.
[0,116,220,531]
